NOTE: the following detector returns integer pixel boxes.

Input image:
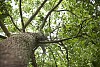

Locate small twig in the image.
[19,0,25,32]
[39,0,63,30]
[48,16,52,40]
[0,35,7,39]
[24,0,48,29]
[0,20,10,37]
[58,46,64,54]
[51,26,61,33]
[55,9,79,18]
[8,14,21,32]
[81,33,96,45]
[77,17,93,35]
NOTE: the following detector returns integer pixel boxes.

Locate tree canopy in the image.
[0,0,100,67]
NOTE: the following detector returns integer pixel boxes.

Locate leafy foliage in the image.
[0,0,100,67]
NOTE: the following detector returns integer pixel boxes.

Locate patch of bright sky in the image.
[0,32,5,36]
[10,0,68,35]
[90,0,95,4]
[11,0,22,26]
[10,0,31,29]
[11,0,30,18]
[11,0,18,9]
[22,11,31,18]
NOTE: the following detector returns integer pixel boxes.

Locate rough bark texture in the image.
[0,32,46,67]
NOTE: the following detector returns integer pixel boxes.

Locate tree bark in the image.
[0,32,46,67]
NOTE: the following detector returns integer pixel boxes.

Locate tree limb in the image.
[0,20,10,37]
[39,35,82,44]
[19,0,25,32]
[31,51,38,67]
[40,0,63,30]
[31,46,39,67]
[77,16,93,35]
[8,14,21,32]
[58,42,69,67]
[54,9,79,18]
[24,0,48,29]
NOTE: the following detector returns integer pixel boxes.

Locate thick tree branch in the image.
[19,0,25,32]
[0,20,10,37]
[0,35,7,39]
[8,14,21,32]
[24,0,48,29]
[39,35,82,44]
[40,0,63,30]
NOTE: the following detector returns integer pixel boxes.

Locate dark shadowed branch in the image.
[8,14,21,32]
[0,20,10,37]
[40,0,63,30]
[58,42,69,67]
[24,0,48,29]
[19,0,25,32]
[31,46,39,67]
[31,53,38,67]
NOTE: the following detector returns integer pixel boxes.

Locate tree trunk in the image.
[0,32,45,67]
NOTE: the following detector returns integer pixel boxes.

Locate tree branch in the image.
[0,35,7,39]
[77,16,93,35]
[24,0,48,29]
[54,9,79,18]
[40,0,63,30]
[31,52,38,67]
[31,46,38,67]
[0,20,10,37]
[58,42,69,67]
[8,14,21,32]
[39,35,82,44]
[19,0,25,32]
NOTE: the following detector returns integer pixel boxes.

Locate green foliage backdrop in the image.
[0,0,100,67]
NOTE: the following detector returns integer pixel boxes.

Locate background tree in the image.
[0,0,100,67]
